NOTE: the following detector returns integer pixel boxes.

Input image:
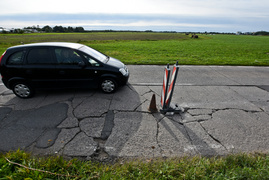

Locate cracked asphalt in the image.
[0,65,269,161]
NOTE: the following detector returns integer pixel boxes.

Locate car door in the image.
[53,47,100,88]
[24,47,57,88]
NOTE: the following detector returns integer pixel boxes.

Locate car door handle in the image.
[59,71,65,75]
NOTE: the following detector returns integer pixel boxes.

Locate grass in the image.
[1,32,268,65]
[87,35,269,65]
[1,150,268,179]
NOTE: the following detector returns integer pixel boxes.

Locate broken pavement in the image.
[0,65,269,161]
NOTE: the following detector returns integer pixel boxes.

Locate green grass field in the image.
[1,32,268,65]
[1,150,268,179]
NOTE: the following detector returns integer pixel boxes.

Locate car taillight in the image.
[0,51,6,64]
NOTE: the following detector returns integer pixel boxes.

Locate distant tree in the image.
[254,31,269,35]
[39,25,85,33]
[42,25,53,32]
[74,27,84,32]
[67,26,74,32]
[14,29,24,34]
[53,26,65,32]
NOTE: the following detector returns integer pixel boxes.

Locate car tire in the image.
[12,82,34,98]
[100,78,118,93]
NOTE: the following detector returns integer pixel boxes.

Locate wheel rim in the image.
[101,80,115,93]
[14,84,31,98]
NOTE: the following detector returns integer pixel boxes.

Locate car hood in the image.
[106,57,125,69]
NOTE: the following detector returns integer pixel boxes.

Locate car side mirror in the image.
[78,61,86,68]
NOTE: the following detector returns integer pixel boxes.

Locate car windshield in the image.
[79,46,108,63]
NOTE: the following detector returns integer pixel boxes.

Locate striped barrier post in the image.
[160,61,183,114]
[165,61,179,108]
[160,64,170,110]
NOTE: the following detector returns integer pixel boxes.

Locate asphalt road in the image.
[0,65,269,161]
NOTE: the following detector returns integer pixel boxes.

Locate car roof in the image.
[8,42,85,50]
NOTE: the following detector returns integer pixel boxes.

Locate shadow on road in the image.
[0,85,143,160]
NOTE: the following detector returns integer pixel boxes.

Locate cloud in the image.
[0,0,268,32]
[1,0,269,17]
[1,12,267,32]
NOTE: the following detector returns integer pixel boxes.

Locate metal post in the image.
[165,61,179,108]
[160,64,170,110]
[160,61,183,114]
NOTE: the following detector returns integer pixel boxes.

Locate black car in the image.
[0,42,129,98]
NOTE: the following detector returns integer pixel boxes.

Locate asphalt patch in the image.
[101,110,115,140]
[0,103,68,151]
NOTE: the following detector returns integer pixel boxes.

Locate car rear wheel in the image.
[100,78,118,93]
[12,82,34,98]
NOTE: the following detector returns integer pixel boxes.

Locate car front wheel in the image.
[12,82,34,98]
[100,78,118,93]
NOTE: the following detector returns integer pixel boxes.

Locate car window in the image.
[7,51,25,65]
[83,54,101,67]
[27,48,55,64]
[55,48,84,65]
[79,46,107,63]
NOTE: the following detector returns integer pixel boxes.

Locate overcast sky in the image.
[0,0,268,32]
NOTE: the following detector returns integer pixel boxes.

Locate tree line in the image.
[31,25,85,33]
[1,25,85,34]
[1,25,268,35]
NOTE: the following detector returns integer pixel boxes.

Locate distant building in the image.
[0,27,9,32]
[245,32,254,35]
[23,28,39,33]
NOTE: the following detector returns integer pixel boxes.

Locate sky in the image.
[0,0,268,32]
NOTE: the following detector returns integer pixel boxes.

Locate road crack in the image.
[152,113,165,155]
[198,122,228,152]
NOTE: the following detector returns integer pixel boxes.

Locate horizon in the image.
[1,25,263,34]
[1,0,268,33]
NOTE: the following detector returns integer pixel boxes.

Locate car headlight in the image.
[119,67,128,76]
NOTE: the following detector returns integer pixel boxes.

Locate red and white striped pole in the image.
[165,61,179,108]
[160,64,170,110]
